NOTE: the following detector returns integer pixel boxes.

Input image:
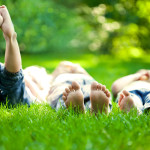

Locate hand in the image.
[0,5,15,39]
[136,71,150,81]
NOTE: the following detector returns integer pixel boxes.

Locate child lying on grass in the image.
[24,61,112,115]
[0,5,112,115]
[112,70,150,113]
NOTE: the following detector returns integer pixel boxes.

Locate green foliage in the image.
[0,0,87,53]
[0,0,150,56]
[74,0,150,57]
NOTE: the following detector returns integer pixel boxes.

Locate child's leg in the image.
[0,5,21,73]
[0,6,31,106]
[62,81,111,115]
[0,65,31,106]
[143,93,150,113]
[4,33,21,73]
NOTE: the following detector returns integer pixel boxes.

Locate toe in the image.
[68,85,73,91]
[107,92,111,98]
[118,93,124,106]
[72,81,80,91]
[63,91,67,97]
[97,84,102,90]
[105,89,111,97]
[65,88,70,94]
[105,89,109,95]
[91,81,98,90]
[62,95,67,101]
[101,85,106,92]
[123,90,130,97]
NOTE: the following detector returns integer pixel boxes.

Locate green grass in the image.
[0,52,150,150]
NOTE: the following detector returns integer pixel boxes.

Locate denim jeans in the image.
[0,64,31,106]
[129,89,150,113]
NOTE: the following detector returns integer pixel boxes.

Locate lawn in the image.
[0,52,150,150]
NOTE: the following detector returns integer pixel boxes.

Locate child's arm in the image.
[0,5,21,73]
[111,73,143,97]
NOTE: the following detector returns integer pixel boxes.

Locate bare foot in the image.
[90,82,111,115]
[118,90,135,112]
[62,81,85,113]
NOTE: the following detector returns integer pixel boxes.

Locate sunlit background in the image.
[0,0,150,87]
[0,0,149,57]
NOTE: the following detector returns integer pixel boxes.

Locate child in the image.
[44,61,112,114]
[112,70,150,113]
[24,61,112,114]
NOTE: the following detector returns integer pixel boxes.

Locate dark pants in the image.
[0,64,31,106]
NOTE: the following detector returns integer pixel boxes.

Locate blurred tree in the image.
[0,0,149,57]
[0,0,87,53]
[73,0,150,57]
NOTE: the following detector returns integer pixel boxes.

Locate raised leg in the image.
[0,5,22,73]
